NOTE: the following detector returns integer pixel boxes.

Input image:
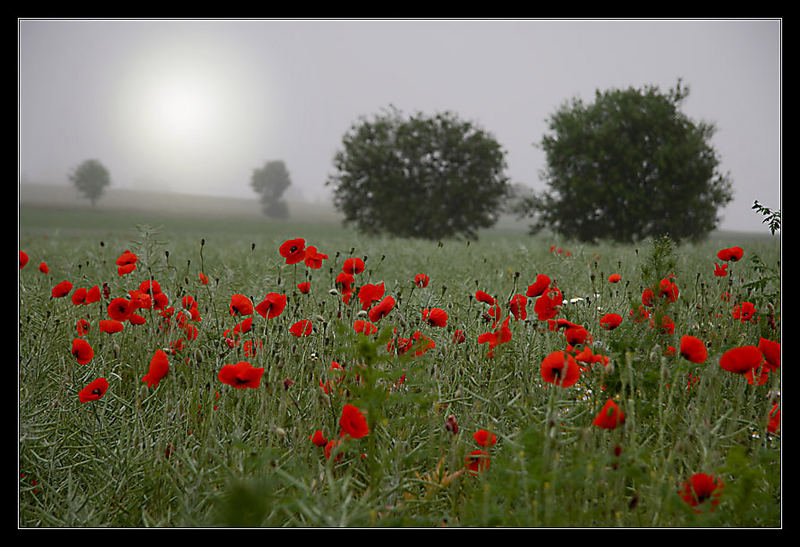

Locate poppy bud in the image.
[445,414,458,435]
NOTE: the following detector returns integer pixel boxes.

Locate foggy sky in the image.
[18,18,781,232]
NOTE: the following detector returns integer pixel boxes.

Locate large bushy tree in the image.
[326,106,510,240]
[69,159,111,207]
[519,80,733,244]
[251,160,292,219]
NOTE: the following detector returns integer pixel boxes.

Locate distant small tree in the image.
[69,159,111,207]
[251,160,291,219]
[326,106,510,240]
[519,80,733,244]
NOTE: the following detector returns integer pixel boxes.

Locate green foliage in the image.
[68,159,111,206]
[752,200,781,236]
[639,234,678,288]
[326,106,510,240]
[523,80,733,244]
[251,160,292,219]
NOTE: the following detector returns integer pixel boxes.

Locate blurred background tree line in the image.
[68,80,745,244]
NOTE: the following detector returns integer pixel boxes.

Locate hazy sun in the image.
[112,32,274,193]
[142,76,217,149]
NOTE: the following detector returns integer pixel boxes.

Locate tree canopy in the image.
[326,106,510,240]
[251,160,292,219]
[518,80,733,244]
[69,159,111,207]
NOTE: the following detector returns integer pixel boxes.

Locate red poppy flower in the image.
[232,317,253,336]
[658,278,679,303]
[139,279,162,295]
[52,280,73,298]
[218,360,265,390]
[116,250,138,276]
[422,307,448,327]
[679,335,708,364]
[574,346,609,369]
[483,302,502,326]
[130,313,146,325]
[414,273,430,288]
[717,246,744,262]
[630,305,651,323]
[142,349,170,388]
[255,292,287,319]
[324,439,343,461]
[409,331,435,357]
[732,301,757,322]
[564,325,591,346]
[20,250,29,269]
[342,257,365,275]
[127,290,152,310]
[310,430,328,447]
[303,246,328,269]
[152,291,169,310]
[473,429,497,447]
[745,365,770,386]
[243,340,263,358]
[358,282,385,310]
[99,319,124,334]
[76,318,91,336]
[368,296,395,322]
[509,294,528,321]
[339,404,369,439]
[465,450,491,475]
[540,350,580,388]
[297,282,311,294]
[758,338,780,371]
[655,314,675,335]
[38,262,49,274]
[547,318,580,331]
[335,272,355,303]
[767,404,780,434]
[680,473,723,513]
[534,287,562,321]
[107,297,134,322]
[78,377,109,403]
[592,399,626,430]
[86,286,100,304]
[475,290,496,305]
[599,313,623,330]
[713,262,728,277]
[353,319,378,335]
[478,316,512,356]
[526,274,551,298]
[608,273,621,283]
[71,287,88,306]
[71,338,94,365]
[199,272,210,285]
[289,319,313,337]
[719,345,764,374]
[279,238,306,265]
[641,287,655,307]
[452,330,466,344]
[229,294,253,316]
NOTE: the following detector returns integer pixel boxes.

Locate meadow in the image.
[18,202,781,528]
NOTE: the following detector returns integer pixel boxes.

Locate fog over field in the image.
[19,19,781,233]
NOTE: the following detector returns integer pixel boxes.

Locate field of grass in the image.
[18,203,781,528]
